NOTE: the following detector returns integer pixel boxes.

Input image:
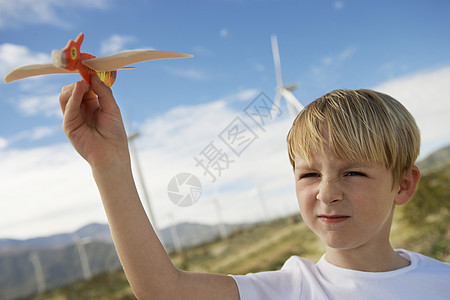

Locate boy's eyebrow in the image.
[294,162,312,170]
[342,162,373,168]
[294,161,374,171]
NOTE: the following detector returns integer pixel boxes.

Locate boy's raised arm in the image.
[59,76,239,300]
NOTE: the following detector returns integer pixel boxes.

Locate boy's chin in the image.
[318,233,365,251]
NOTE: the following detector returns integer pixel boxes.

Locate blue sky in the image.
[1,0,449,239]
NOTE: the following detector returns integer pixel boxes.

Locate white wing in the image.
[4,64,78,83]
[82,50,193,72]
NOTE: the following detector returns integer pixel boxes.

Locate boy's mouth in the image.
[318,214,350,224]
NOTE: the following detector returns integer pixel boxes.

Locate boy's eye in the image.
[344,171,365,177]
[300,173,320,179]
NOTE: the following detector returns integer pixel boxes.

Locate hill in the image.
[417,144,450,174]
[0,223,244,300]
[25,216,318,300]
[392,166,450,261]
[0,223,113,252]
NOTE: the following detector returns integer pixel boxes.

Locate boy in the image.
[59,75,450,299]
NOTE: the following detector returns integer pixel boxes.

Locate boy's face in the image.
[294,147,401,252]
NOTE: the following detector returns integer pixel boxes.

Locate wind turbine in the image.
[29,252,46,294]
[256,186,271,223]
[212,197,228,239]
[167,212,182,252]
[271,35,304,119]
[72,233,92,280]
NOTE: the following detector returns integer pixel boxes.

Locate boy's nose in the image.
[316,178,343,205]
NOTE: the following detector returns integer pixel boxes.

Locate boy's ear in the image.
[394,165,421,206]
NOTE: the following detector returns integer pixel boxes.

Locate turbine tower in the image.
[29,252,46,294]
[167,212,182,252]
[271,35,304,119]
[73,234,92,280]
[212,197,228,239]
[257,186,271,223]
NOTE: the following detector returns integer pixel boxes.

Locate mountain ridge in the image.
[0,222,246,300]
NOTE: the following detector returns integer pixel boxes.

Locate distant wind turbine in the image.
[271,35,304,119]
[256,186,271,223]
[167,212,182,252]
[73,234,92,280]
[29,252,46,293]
[212,197,228,239]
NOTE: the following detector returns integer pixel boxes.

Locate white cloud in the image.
[164,67,206,80]
[333,1,345,10]
[217,88,260,103]
[0,126,58,151]
[0,137,8,150]
[234,89,260,101]
[311,46,356,74]
[373,65,450,157]
[0,43,51,79]
[0,0,108,28]
[337,46,355,61]
[220,28,229,38]
[17,94,62,118]
[252,63,265,72]
[7,126,58,146]
[0,144,105,239]
[192,46,214,57]
[100,34,137,55]
[29,126,56,140]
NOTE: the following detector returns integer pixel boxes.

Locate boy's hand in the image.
[59,75,130,171]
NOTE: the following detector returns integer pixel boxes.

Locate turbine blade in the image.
[271,91,283,119]
[271,35,284,88]
[272,91,282,110]
[4,64,77,83]
[280,88,304,118]
[82,50,193,72]
[287,102,299,119]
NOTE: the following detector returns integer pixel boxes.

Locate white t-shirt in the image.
[231,249,450,299]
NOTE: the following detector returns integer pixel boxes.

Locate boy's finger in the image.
[90,74,120,114]
[61,83,75,93]
[63,81,90,128]
[59,83,76,114]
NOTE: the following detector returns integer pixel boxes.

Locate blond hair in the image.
[286,89,420,186]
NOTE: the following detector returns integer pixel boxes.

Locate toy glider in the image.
[4,33,193,86]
